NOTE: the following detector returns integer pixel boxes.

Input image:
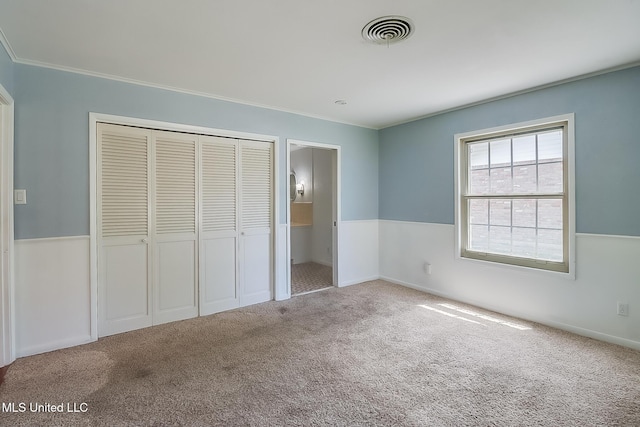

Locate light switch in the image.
[14,189,26,205]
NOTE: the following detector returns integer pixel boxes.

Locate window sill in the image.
[456,252,576,280]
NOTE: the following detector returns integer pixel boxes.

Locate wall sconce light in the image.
[296,181,305,196]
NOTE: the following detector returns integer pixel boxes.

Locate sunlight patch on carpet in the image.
[418,304,485,325]
[438,303,531,330]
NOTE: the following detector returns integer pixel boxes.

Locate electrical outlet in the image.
[617,302,629,317]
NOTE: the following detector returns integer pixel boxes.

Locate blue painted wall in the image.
[379,66,640,237]
[0,42,13,96]
[13,64,378,239]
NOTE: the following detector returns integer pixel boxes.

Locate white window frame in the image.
[454,114,575,278]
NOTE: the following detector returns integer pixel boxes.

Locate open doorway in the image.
[287,140,339,296]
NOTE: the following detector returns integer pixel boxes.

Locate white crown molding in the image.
[0,27,17,61]
[12,57,375,130]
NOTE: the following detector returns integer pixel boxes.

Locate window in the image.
[455,115,574,274]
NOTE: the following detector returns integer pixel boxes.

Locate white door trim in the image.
[90,113,280,337]
[286,139,341,295]
[0,83,15,367]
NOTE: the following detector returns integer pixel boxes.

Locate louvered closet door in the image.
[199,136,239,315]
[98,123,152,337]
[153,131,199,325]
[239,140,273,306]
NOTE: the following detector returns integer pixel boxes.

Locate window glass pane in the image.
[538,162,563,193]
[512,199,536,228]
[469,225,489,252]
[469,142,488,169]
[537,229,563,261]
[538,130,562,163]
[512,227,536,258]
[461,121,569,271]
[469,199,488,225]
[469,169,489,195]
[489,199,511,226]
[488,226,511,255]
[489,167,512,194]
[538,199,562,230]
[513,135,536,165]
[512,165,537,193]
[490,139,511,167]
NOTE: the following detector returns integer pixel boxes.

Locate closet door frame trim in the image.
[89,113,280,341]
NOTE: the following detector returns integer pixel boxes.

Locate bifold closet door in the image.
[239,140,273,306]
[98,124,273,335]
[152,131,198,325]
[98,123,152,336]
[199,136,239,315]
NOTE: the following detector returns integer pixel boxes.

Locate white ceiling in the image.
[1,0,639,129]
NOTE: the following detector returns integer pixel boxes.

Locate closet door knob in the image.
[141,238,148,243]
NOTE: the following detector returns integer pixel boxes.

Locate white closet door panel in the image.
[98,123,152,337]
[154,132,197,235]
[239,232,272,306]
[240,141,272,230]
[154,239,198,325]
[100,243,152,336]
[239,140,273,307]
[201,136,237,233]
[199,136,239,315]
[153,131,198,325]
[200,235,238,315]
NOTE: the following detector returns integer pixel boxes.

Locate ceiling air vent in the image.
[361,16,414,45]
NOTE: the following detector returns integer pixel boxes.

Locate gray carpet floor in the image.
[1,280,639,426]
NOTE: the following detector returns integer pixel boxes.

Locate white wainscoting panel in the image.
[379,220,640,350]
[338,220,379,287]
[15,236,93,357]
